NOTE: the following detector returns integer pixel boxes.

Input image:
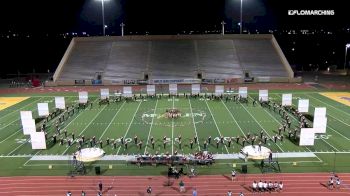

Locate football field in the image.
[0,90,350,176]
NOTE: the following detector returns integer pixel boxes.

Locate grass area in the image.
[0,89,350,176]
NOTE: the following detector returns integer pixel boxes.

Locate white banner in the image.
[259,90,269,102]
[314,107,326,117]
[79,91,88,103]
[169,84,177,95]
[147,85,156,95]
[191,84,201,94]
[215,85,224,96]
[299,128,315,146]
[37,103,49,117]
[123,86,133,97]
[282,94,292,106]
[100,88,110,99]
[55,97,65,109]
[30,132,47,149]
[22,119,36,135]
[298,99,309,113]
[313,117,327,133]
[20,111,33,122]
[238,87,248,98]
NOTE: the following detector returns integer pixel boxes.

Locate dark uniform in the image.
[190,140,193,149]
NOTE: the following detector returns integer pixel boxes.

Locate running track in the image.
[0,173,349,195]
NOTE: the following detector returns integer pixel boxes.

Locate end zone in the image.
[0,97,30,111]
[319,92,350,107]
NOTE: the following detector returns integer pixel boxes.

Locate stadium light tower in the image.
[96,0,109,36]
[120,22,125,36]
[240,0,243,34]
[345,43,350,70]
[221,21,226,35]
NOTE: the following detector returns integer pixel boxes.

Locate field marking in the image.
[239,98,284,152]
[274,94,341,152]
[6,139,29,156]
[61,99,106,155]
[204,99,229,154]
[220,100,247,137]
[116,101,143,155]
[23,151,41,167]
[0,96,71,144]
[0,97,42,121]
[254,95,323,162]
[144,99,159,154]
[275,94,350,141]
[0,97,49,131]
[98,101,126,140]
[171,96,174,155]
[307,93,350,117]
[188,98,201,151]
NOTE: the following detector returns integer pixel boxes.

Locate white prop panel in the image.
[79,91,88,104]
[22,119,36,135]
[313,107,327,133]
[259,90,269,102]
[299,128,315,146]
[123,86,133,98]
[191,84,200,94]
[100,88,110,99]
[169,84,178,95]
[37,103,49,117]
[147,85,156,95]
[298,99,309,113]
[55,97,65,109]
[282,94,292,106]
[238,87,248,98]
[30,132,47,149]
[215,85,224,96]
[20,111,33,122]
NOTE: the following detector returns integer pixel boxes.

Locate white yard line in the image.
[23,151,41,166]
[98,101,126,140]
[171,96,174,155]
[204,99,229,154]
[269,94,340,152]
[188,98,201,151]
[238,98,284,152]
[220,100,247,137]
[249,95,322,161]
[116,101,143,155]
[144,99,159,154]
[307,93,350,117]
[61,101,107,155]
[275,94,350,141]
[0,97,43,121]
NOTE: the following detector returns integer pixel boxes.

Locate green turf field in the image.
[0,90,350,176]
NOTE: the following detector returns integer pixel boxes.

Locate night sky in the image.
[0,0,349,76]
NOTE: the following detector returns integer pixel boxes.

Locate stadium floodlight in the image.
[96,0,109,36]
[345,43,350,70]
[221,21,226,35]
[120,22,125,36]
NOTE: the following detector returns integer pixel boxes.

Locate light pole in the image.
[240,0,243,34]
[120,22,125,36]
[221,21,226,35]
[345,44,350,70]
[97,0,108,36]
